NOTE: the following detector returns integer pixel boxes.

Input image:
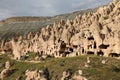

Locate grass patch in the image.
[0,54,120,80]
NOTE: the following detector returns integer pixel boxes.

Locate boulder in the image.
[72,70,88,80]
[61,70,72,80]
[5,61,11,69]
[25,69,47,80]
[0,69,12,79]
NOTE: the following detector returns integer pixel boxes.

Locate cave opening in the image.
[97,50,104,56]
[99,44,109,49]
[109,53,119,57]
[87,51,94,55]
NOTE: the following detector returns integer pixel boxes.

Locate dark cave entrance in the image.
[99,44,109,49]
[87,51,94,55]
[109,53,119,57]
[97,50,104,56]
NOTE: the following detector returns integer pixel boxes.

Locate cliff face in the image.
[0,0,120,60]
[0,17,51,25]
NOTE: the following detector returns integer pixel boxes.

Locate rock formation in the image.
[25,69,47,80]
[61,70,88,80]
[0,69,11,79]
[61,70,72,80]
[0,0,120,60]
[0,61,12,79]
[72,70,88,80]
[5,61,11,69]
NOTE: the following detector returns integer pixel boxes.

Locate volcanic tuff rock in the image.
[0,0,120,60]
[0,61,12,79]
[61,70,88,80]
[0,9,95,40]
[72,70,88,80]
[25,69,47,80]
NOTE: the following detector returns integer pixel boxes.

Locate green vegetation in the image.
[0,54,120,80]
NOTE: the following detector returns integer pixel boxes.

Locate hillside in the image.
[0,54,120,80]
[0,0,120,80]
[0,8,96,40]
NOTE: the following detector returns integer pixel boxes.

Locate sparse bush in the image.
[111,65,120,72]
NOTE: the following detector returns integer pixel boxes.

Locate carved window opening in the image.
[94,42,96,49]
[87,51,94,55]
[99,44,109,49]
[69,48,73,52]
[109,53,119,57]
[97,50,104,56]
[87,36,94,40]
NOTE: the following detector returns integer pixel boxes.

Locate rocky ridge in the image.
[0,0,120,61]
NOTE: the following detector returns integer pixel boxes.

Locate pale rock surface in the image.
[0,61,12,79]
[0,69,11,79]
[61,70,72,80]
[0,0,120,60]
[72,70,88,80]
[87,57,91,64]
[5,61,11,69]
[25,69,47,80]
